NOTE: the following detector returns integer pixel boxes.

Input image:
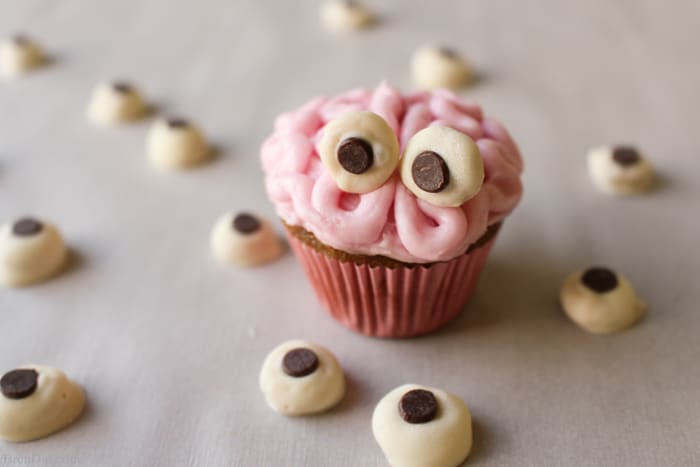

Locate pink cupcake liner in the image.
[286,229,499,338]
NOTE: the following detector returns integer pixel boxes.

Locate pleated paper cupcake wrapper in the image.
[286,231,498,338]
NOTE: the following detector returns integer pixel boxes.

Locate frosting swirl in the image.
[261,82,523,263]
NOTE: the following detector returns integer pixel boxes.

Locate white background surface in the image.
[1,0,699,466]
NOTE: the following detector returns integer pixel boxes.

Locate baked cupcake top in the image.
[261,82,523,263]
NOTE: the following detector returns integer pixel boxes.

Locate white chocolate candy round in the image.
[561,267,646,334]
[320,0,375,32]
[0,35,44,78]
[372,384,473,467]
[0,217,67,288]
[0,365,85,442]
[210,212,282,267]
[400,126,484,207]
[147,118,209,170]
[318,111,399,194]
[588,145,655,195]
[411,46,473,90]
[86,81,146,125]
[259,340,345,416]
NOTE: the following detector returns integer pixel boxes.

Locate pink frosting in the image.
[261,82,523,263]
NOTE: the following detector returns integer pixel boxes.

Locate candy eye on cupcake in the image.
[560,266,647,334]
[587,144,656,194]
[318,111,400,194]
[400,126,484,207]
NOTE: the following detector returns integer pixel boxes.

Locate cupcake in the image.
[261,82,523,337]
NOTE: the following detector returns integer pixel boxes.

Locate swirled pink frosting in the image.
[261,82,523,263]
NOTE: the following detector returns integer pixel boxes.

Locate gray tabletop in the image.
[1,0,699,466]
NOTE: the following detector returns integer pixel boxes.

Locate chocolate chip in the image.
[581,267,618,293]
[612,146,640,167]
[12,35,28,45]
[167,118,189,129]
[12,217,43,236]
[282,348,319,377]
[232,213,261,234]
[1,369,39,399]
[112,82,132,93]
[399,389,438,424]
[337,137,374,175]
[439,47,458,58]
[412,151,450,193]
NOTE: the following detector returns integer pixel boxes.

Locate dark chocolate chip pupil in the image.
[439,47,458,58]
[232,213,261,235]
[167,118,189,129]
[399,389,438,424]
[112,82,132,93]
[12,35,29,45]
[337,137,374,175]
[1,369,39,399]
[412,151,450,193]
[581,267,619,293]
[282,348,319,377]
[612,146,640,167]
[12,217,43,236]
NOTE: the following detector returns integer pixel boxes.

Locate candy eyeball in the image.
[0,365,85,442]
[318,111,400,194]
[400,126,484,207]
[0,35,44,78]
[86,81,147,125]
[0,217,67,287]
[587,145,656,194]
[259,339,346,416]
[560,266,647,334]
[210,212,283,267]
[411,45,473,90]
[372,384,473,467]
[320,1,375,32]
[147,118,210,170]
